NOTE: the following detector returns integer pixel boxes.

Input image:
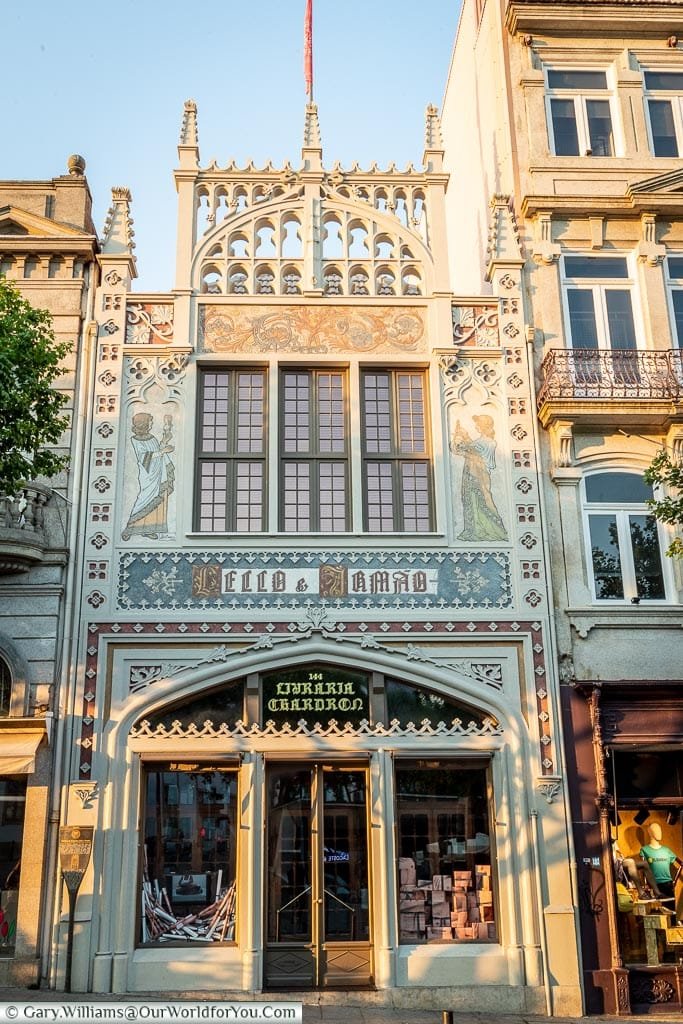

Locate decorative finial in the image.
[67,154,86,176]
[485,194,523,281]
[303,102,322,149]
[179,99,199,147]
[102,186,137,263]
[424,105,443,151]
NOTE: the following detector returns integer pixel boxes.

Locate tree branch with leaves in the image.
[0,277,71,495]
[644,449,683,558]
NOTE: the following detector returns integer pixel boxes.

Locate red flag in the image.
[304,0,313,99]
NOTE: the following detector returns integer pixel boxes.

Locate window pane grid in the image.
[283,372,310,453]
[365,462,395,532]
[282,462,311,532]
[197,369,266,532]
[362,370,433,532]
[397,373,427,454]
[401,462,432,532]
[279,370,349,531]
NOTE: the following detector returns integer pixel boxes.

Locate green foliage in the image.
[0,277,71,494]
[644,450,683,558]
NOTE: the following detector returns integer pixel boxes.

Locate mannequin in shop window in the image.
[640,822,683,902]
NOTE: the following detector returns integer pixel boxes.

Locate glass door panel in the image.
[264,764,373,990]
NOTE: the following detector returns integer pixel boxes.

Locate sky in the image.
[5,1,462,292]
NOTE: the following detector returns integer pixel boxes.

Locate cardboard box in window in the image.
[400,911,426,931]
[399,858,416,887]
[478,890,493,905]
[482,904,495,922]
[467,891,478,909]
[433,914,450,928]
[488,923,497,940]
[427,926,453,941]
[452,910,468,928]
[443,875,452,891]
[431,889,447,906]
[454,926,474,940]
[469,907,480,922]
[454,891,467,911]
[453,870,471,885]
[417,879,432,889]
[400,897,423,912]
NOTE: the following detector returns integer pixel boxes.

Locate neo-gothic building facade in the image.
[21,101,583,1012]
[443,0,683,1015]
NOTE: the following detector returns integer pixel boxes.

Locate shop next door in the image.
[264,763,373,989]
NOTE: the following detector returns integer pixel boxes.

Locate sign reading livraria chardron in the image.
[117,550,512,611]
[262,666,369,726]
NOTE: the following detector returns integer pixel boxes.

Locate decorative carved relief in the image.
[451,305,499,347]
[199,305,426,354]
[126,303,175,345]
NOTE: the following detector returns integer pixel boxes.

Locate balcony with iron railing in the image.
[537,348,683,428]
[0,484,51,574]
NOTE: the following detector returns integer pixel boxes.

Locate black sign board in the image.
[262,665,369,728]
[59,825,94,894]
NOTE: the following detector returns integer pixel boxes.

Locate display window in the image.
[395,759,497,944]
[140,764,238,945]
[610,751,683,965]
[0,777,26,954]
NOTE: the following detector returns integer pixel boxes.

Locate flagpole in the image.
[304,0,313,102]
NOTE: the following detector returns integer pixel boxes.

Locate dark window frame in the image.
[194,366,268,533]
[360,368,434,533]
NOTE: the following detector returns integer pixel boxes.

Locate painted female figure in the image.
[122,412,175,540]
[451,414,508,542]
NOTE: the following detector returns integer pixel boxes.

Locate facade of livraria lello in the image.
[25,101,581,1011]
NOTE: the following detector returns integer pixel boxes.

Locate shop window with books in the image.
[140,765,238,944]
[0,778,26,954]
[610,751,683,965]
[395,760,497,944]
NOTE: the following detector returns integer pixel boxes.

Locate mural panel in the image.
[199,304,426,354]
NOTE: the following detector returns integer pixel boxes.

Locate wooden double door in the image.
[264,763,373,989]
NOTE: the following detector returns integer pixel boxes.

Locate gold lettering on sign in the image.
[192,565,221,598]
[320,564,347,597]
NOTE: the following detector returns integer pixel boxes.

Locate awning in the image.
[0,731,46,774]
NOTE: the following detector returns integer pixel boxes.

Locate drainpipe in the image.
[41,258,99,986]
[530,807,553,1017]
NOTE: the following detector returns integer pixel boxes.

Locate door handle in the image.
[315,898,323,904]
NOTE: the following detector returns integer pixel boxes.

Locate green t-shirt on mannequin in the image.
[640,844,678,885]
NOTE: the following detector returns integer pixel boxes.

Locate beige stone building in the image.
[443,0,683,1014]
[39,99,585,1013]
[0,162,99,984]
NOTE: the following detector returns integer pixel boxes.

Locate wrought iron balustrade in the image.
[537,348,682,405]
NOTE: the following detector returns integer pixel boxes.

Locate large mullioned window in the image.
[196,369,266,532]
[361,369,433,532]
[195,365,434,534]
[280,369,349,532]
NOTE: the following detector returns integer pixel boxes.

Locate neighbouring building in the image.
[49,100,583,1013]
[0,161,99,984]
[443,0,683,1014]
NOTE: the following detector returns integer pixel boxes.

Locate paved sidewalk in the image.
[0,991,682,1024]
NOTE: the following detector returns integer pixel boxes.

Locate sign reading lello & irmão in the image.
[118,549,512,611]
[262,666,369,727]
